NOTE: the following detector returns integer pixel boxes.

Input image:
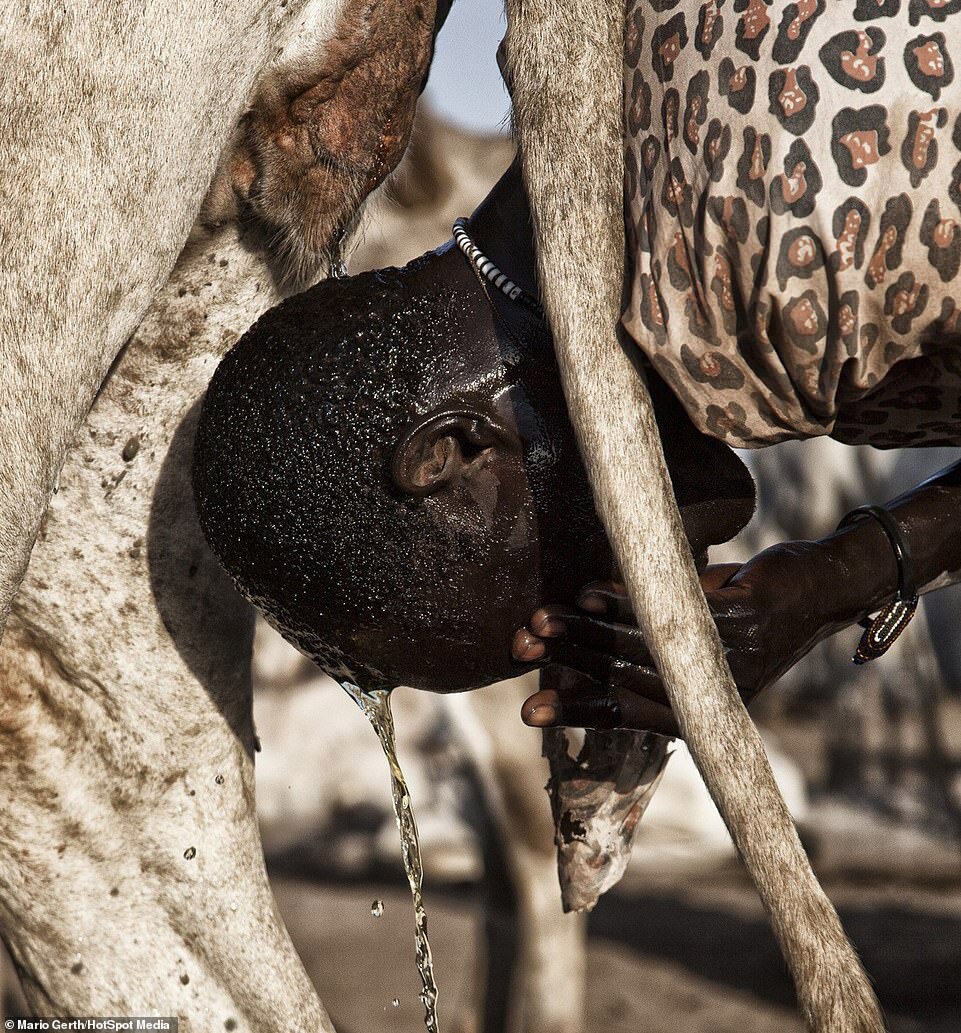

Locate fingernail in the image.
[577,592,605,614]
[521,639,546,661]
[523,703,557,727]
[537,616,567,637]
[530,609,553,633]
[512,631,546,662]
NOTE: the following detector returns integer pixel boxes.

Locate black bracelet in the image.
[835,504,919,665]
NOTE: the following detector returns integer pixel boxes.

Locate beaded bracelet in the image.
[835,505,919,665]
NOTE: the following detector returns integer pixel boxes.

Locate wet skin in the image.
[372,242,615,691]
[197,159,961,715]
[376,164,760,692]
[193,161,757,695]
[517,457,961,737]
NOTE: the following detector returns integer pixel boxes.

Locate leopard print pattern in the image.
[623,0,961,448]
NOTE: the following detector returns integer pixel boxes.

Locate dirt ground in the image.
[271,865,961,1033]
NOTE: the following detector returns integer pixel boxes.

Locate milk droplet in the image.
[391,998,400,1008]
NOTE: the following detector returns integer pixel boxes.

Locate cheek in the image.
[494,459,540,559]
[453,462,544,641]
[525,421,596,529]
[478,465,543,615]
[460,460,511,534]
[456,458,539,558]
[523,429,614,588]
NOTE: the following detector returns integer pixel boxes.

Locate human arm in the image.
[515,457,961,735]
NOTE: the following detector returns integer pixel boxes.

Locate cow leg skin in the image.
[0,1,345,639]
[0,0,437,647]
[0,221,335,1031]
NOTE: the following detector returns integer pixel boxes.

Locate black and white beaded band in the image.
[452,218,543,317]
[836,504,919,665]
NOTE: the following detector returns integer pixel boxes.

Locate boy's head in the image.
[193,240,755,693]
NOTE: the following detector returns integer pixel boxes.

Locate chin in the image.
[406,665,532,694]
[410,653,531,694]
[375,618,531,694]
[542,535,614,605]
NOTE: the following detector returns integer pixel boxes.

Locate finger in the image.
[534,641,671,707]
[514,605,582,661]
[529,604,578,637]
[541,640,613,681]
[577,567,743,621]
[522,686,678,737]
[538,663,597,695]
[514,631,626,673]
[565,689,678,736]
[531,609,654,668]
[522,687,562,727]
[699,563,743,594]
[576,581,634,622]
[512,628,548,663]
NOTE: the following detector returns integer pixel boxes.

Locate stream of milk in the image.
[342,682,441,1033]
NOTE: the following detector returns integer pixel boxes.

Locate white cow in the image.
[0,87,591,1033]
[0,1,882,1028]
[0,0,442,1023]
[0,0,436,639]
[0,211,329,1027]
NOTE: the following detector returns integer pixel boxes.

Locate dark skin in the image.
[473,168,961,735]
[199,159,960,713]
[379,163,757,691]
[192,158,758,697]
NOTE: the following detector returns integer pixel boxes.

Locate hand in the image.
[514,541,841,736]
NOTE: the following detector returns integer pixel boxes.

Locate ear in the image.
[392,412,520,497]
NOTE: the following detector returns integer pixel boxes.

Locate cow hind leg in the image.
[0,223,335,1031]
[503,1,884,1028]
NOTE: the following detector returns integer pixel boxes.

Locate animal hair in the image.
[201,0,440,290]
[503,0,884,1028]
[0,0,347,644]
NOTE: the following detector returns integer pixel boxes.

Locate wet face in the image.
[349,248,614,692]
[194,241,756,696]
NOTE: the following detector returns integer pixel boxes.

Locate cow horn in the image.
[503,1,885,1030]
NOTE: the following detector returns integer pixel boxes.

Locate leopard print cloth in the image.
[623,0,961,448]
